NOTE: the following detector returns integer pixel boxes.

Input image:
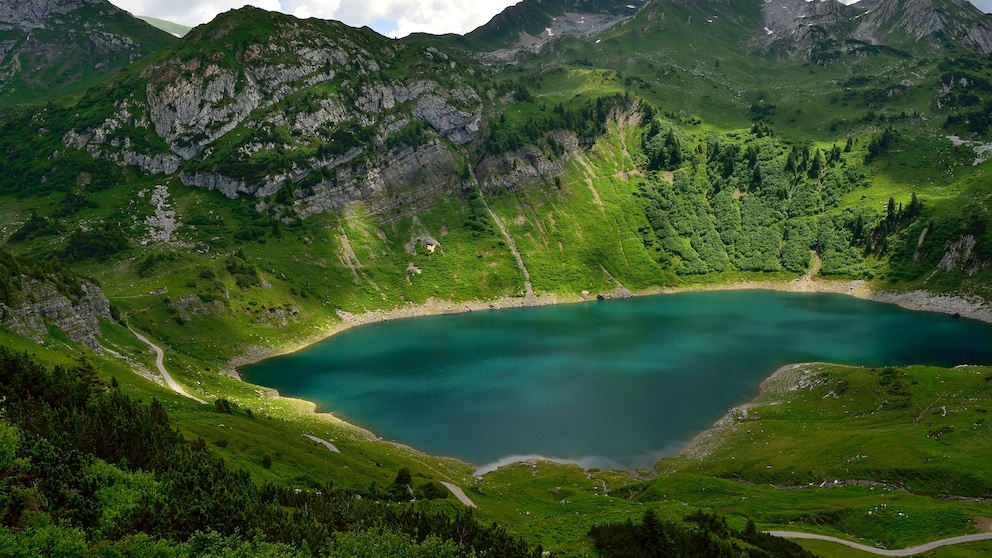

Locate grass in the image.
[4,10,992,554]
[645,363,992,550]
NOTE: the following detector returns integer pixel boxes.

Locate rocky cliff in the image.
[0,278,113,354]
[758,0,992,58]
[0,0,99,31]
[853,0,992,54]
[61,8,499,219]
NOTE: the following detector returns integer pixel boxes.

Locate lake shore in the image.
[227,278,992,473]
[231,276,992,371]
[673,362,832,464]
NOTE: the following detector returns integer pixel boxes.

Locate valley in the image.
[1,0,992,555]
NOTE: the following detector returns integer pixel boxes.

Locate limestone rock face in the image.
[758,0,992,57]
[475,131,579,193]
[853,0,992,54]
[64,8,488,218]
[0,279,113,354]
[296,139,465,219]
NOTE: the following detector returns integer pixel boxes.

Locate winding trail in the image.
[767,530,992,556]
[129,327,208,405]
[440,482,477,508]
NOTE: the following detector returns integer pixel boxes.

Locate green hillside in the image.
[0,0,991,555]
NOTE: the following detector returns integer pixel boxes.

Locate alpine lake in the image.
[240,290,992,472]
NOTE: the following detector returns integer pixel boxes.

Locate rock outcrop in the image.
[0,279,113,354]
[0,0,99,31]
[759,0,992,58]
[65,8,487,218]
[475,132,579,192]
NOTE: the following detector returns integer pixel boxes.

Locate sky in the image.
[110,0,992,39]
[109,0,522,37]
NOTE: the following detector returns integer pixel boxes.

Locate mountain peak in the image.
[464,0,639,51]
[760,0,992,56]
[854,0,992,53]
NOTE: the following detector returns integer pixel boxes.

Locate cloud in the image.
[110,0,521,36]
[278,0,521,37]
[383,0,520,37]
[108,0,992,37]
[112,0,281,28]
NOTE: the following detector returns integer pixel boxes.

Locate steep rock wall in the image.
[0,279,113,353]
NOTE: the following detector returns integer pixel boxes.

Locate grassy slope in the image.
[3,4,992,555]
[13,123,984,557]
[138,16,192,37]
[0,3,177,109]
[647,363,992,553]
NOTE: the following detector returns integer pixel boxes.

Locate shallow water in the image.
[240,291,992,470]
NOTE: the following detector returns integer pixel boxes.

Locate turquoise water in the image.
[240,291,992,471]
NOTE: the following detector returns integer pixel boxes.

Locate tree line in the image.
[0,348,545,557]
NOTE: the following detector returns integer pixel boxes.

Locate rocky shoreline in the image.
[673,362,832,463]
[869,289,992,323]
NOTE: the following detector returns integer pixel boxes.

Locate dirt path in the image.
[441,482,477,507]
[303,434,341,453]
[767,530,992,556]
[129,327,208,405]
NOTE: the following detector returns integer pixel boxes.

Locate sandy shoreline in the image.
[232,277,992,370]
[227,278,992,472]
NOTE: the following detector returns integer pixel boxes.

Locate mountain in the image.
[466,0,992,61]
[461,0,640,51]
[1,0,992,556]
[757,0,992,58]
[53,6,503,219]
[0,0,177,108]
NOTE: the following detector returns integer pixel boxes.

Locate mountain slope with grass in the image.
[0,0,177,109]
[1,0,992,556]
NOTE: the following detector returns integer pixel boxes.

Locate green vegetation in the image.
[589,509,816,558]
[0,347,545,557]
[0,3,176,109]
[2,0,992,556]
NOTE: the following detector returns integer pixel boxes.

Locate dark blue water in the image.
[240,291,992,470]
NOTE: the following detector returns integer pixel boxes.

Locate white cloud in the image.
[384,0,520,37]
[112,0,281,28]
[110,0,521,36]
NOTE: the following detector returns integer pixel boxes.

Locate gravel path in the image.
[303,434,340,453]
[767,530,992,556]
[441,482,477,508]
[130,327,208,405]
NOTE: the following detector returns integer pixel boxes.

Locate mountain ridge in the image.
[0,2,991,556]
[0,0,176,108]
